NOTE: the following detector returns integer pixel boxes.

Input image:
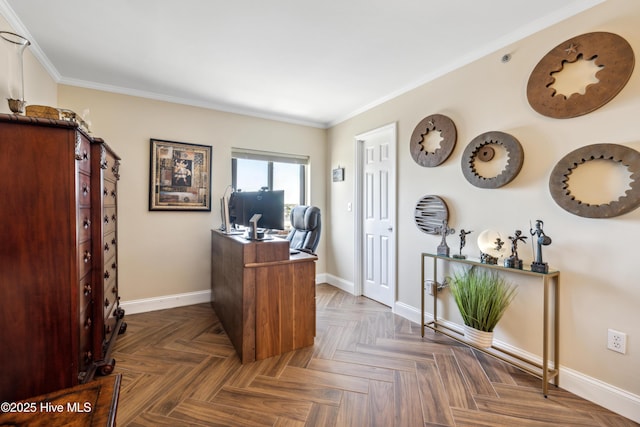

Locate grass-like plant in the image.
[448,268,517,332]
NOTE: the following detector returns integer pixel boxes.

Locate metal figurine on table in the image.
[452,229,472,259]
[505,230,527,269]
[530,219,552,273]
[480,237,503,265]
[436,220,455,257]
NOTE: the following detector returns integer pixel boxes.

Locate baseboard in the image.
[119,289,212,315]
[316,273,329,285]
[396,295,640,423]
[559,367,640,423]
[324,273,355,294]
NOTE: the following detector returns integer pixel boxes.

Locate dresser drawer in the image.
[79,277,94,310]
[103,231,117,260]
[77,172,92,208]
[103,259,117,292]
[78,208,92,243]
[78,240,92,279]
[103,292,116,323]
[104,154,119,182]
[103,207,117,235]
[103,180,117,207]
[79,306,93,372]
[76,135,91,174]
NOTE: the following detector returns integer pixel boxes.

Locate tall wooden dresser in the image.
[0,113,125,402]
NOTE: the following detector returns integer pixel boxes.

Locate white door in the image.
[356,124,396,307]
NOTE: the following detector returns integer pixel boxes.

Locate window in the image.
[232,149,308,229]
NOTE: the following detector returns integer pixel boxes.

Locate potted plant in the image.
[448,268,517,348]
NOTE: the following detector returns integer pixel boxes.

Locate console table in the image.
[211,230,317,363]
[420,253,560,396]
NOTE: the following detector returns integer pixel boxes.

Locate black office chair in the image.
[286,205,321,254]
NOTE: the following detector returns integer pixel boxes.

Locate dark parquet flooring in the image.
[112,283,638,426]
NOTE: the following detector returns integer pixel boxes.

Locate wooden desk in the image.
[0,374,120,427]
[210,230,317,363]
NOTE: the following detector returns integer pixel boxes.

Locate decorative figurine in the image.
[478,229,505,265]
[436,219,455,257]
[505,230,527,269]
[452,229,472,259]
[530,219,552,273]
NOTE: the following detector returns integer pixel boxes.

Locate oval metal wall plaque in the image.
[461,131,524,189]
[414,195,449,234]
[549,143,640,218]
[527,32,635,119]
[410,114,457,167]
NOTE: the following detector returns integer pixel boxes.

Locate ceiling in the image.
[1,0,602,128]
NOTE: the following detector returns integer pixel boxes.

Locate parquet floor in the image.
[112,283,638,426]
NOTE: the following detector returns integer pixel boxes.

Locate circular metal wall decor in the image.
[549,143,640,218]
[410,114,457,167]
[414,195,449,234]
[461,131,524,189]
[527,32,635,119]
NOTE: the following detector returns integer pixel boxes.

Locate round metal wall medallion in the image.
[410,114,457,167]
[414,195,449,234]
[549,143,640,218]
[461,131,524,189]
[527,32,635,119]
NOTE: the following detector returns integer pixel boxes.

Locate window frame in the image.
[231,149,308,206]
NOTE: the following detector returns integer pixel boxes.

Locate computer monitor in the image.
[229,189,285,231]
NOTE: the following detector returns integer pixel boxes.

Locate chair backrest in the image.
[286,205,321,253]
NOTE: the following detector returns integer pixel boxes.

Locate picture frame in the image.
[149,138,212,211]
[332,167,345,182]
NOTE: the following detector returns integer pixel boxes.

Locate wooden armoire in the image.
[0,113,126,401]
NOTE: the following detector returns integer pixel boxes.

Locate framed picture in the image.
[149,138,212,211]
[332,167,345,182]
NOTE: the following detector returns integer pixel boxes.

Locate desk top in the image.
[212,229,317,265]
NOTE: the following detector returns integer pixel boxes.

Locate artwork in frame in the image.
[149,138,212,211]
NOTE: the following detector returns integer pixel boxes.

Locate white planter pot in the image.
[463,325,494,349]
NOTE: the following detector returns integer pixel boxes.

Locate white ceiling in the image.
[1,0,602,128]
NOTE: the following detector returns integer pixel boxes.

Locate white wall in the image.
[327,0,639,420]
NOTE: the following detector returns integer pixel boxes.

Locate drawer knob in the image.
[111,190,117,198]
[111,262,117,270]
[83,283,92,296]
[104,271,110,279]
[104,243,110,252]
[104,215,109,224]
[112,286,117,294]
[84,317,92,329]
[104,298,110,308]
[82,183,89,195]
[83,219,91,229]
[83,251,92,263]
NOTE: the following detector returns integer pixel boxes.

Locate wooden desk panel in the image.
[211,230,316,363]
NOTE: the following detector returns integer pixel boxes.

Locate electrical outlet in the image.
[607,329,627,354]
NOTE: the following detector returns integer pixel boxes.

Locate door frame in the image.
[353,122,397,303]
